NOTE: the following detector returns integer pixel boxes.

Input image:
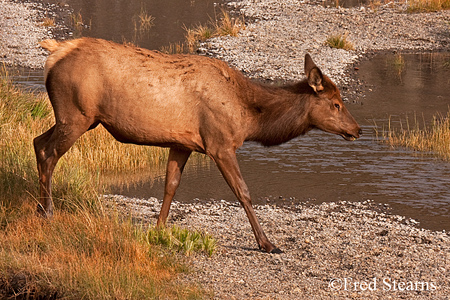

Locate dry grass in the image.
[407,0,450,12]
[133,6,155,33]
[162,9,244,54]
[381,111,450,160]
[41,17,55,27]
[325,33,355,51]
[0,204,204,299]
[184,24,215,53]
[0,70,213,298]
[160,41,187,55]
[69,11,84,28]
[69,11,90,38]
[212,8,244,37]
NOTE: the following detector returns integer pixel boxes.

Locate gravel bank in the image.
[0,0,70,68]
[105,195,450,299]
[203,0,450,87]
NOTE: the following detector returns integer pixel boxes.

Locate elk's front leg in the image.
[211,149,282,254]
[156,147,191,227]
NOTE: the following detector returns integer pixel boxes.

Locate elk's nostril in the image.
[358,129,363,135]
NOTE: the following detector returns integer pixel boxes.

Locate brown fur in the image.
[40,39,81,81]
[34,38,361,253]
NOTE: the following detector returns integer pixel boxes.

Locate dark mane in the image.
[245,79,315,146]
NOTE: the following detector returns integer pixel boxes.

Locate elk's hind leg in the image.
[33,119,93,218]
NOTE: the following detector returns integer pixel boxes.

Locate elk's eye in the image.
[334,103,340,111]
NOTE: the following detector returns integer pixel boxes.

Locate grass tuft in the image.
[162,9,245,54]
[212,8,244,37]
[41,17,55,27]
[326,33,355,51]
[133,6,155,33]
[147,225,216,256]
[380,110,450,160]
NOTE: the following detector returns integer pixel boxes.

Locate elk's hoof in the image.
[36,204,53,219]
[270,247,283,254]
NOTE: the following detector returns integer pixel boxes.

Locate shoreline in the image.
[203,1,449,86]
[0,0,71,69]
[105,195,449,299]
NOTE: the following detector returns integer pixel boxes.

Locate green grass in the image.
[0,69,215,298]
[147,226,216,257]
[380,111,450,160]
[325,33,355,51]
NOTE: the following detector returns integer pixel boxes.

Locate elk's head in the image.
[305,54,361,141]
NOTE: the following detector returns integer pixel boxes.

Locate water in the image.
[45,0,221,50]
[8,0,222,91]
[6,1,450,231]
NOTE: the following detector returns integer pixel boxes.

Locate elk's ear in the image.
[304,54,324,93]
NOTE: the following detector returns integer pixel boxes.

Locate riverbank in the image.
[202,0,450,100]
[0,0,71,68]
[105,195,450,299]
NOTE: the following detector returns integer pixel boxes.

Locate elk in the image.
[35,38,361,253]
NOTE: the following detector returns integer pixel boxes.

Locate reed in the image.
[69,11,84,28]
[381,111,450,160]
[69,11,90,38]
[160,41,187,54]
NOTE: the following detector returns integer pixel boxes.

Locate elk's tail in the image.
[40,39,61,53]
[40,39,81,81]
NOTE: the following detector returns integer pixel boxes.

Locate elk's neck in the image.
[246,80,314,147]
